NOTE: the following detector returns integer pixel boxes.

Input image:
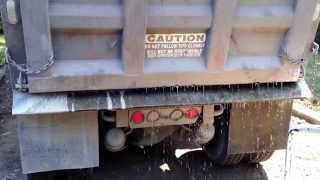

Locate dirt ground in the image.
[0,70,21,180]
[1,70,320,180]
[0,67,10,114]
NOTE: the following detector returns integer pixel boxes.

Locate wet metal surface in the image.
[13,80,312,115]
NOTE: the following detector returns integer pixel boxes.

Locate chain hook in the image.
[4,47,55,75]
[311,42,319,55]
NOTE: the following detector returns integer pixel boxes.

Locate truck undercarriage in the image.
[14,81,307,174]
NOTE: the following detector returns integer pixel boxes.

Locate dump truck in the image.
[1,0,320,176]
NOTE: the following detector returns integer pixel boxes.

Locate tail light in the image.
[185,108,199,119]
[169,109,184,121]
[130,111,144,124]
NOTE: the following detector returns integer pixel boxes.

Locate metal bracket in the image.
[6,0,18,24]
[289,125,320,134]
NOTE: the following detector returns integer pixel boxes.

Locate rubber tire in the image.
[24,169,92,180]
[204,105,245,166]
[243,151,274,164]
[23,173,55,180]
[220,154,245,166]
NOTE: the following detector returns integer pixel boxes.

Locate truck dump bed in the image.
[2,0,320,93]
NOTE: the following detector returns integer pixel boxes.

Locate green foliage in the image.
[305,27,320,97]
[0,35,5,66]
[0,35,5,47]
[306,56,320,97]
[0,47,5,66]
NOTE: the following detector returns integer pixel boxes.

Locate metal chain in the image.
[311,42,320,91]
[279,47,306,65]
[5,47,55,75]
[280,43,319,79]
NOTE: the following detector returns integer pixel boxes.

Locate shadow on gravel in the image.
[29,146,267,180]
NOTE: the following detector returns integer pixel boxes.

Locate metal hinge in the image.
[280,42,320,80]
[279,48,306,65]
[15,71,28,90]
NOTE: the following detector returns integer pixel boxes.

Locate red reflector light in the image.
[185,108,199,119]
[131,111,144,124]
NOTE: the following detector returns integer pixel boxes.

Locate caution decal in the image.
[145,33,206,58]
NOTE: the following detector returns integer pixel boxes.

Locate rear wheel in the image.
[220,154,245,165]
[203,105,273,166]
[243,151,274,164]
[24,169,92,180]
[204,105,245,166]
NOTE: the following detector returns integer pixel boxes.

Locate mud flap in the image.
[228,100,293,154]
[205,101,292,165]
[17,111,99,174]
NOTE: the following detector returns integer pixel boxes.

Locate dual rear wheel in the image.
[204,105,274,166]
[217,151,274,166]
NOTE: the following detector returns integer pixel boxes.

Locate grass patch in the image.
[296,99,320,112]
[0,35,5,66]
[305,56,320,97]
[0,35,5,48]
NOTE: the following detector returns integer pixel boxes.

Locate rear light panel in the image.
[185,108,200,119]
[128,106,201,128]
[130,111,145,124]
